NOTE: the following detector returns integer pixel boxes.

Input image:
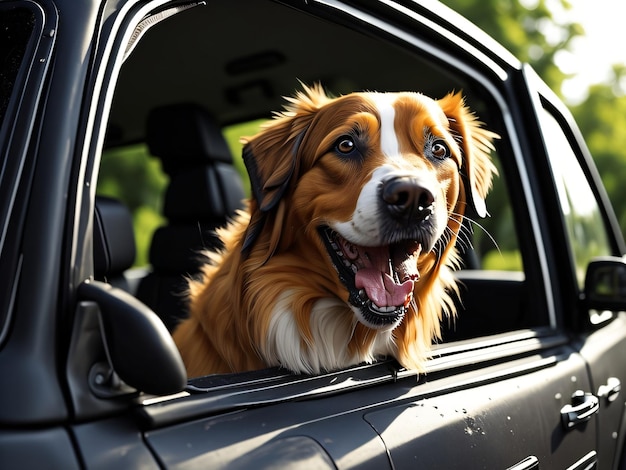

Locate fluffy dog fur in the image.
[173,85,497,376]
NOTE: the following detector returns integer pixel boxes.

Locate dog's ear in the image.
[241,129,303,253]
[438,92,498,218]
[241,84,330,252]
[242,129,302,214]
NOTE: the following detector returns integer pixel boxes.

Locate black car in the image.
[2,1,626,469]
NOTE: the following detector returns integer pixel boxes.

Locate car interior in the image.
[96,0,549,373]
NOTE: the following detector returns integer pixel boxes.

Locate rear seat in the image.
[136,103,246,331]
[93,196,138,293]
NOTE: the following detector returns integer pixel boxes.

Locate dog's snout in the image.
[382,177,435,223]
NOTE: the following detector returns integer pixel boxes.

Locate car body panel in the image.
[143,348,596,469]
[1,0,626,468]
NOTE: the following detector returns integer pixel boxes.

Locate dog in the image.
[173,84,497,376]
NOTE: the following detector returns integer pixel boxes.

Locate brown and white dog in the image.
[173,85,497,376]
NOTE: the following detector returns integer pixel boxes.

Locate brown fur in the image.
[173,85,497,376]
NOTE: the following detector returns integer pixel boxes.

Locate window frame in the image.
[0,0,55,347]
[77,0,566,385]
[524,66,626,332]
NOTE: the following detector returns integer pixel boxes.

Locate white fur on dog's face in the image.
[331,94,449,249]
[319,92,459,331]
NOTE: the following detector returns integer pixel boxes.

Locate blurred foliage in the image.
[443,0,626,238]
[569,71,626,235]
[483,250,523,272]
[97,145,168,267]
[441,0,584,93]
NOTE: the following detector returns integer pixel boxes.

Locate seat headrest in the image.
[94,196,136,278]
[162,164,246,222]
[146,103,233,174]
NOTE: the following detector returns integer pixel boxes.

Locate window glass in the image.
[0,6,37,344]
[0,8,35,129]
[539,108,612,287]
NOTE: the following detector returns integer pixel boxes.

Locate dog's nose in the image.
[382,177,435,223]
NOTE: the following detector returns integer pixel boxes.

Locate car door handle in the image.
[597,377,621,403]
[506,456,539,470]
[560,390,600,429]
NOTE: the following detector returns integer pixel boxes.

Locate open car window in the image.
[96,0,552,379]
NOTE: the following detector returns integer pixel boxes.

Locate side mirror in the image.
[78,280,187,396]
[584,257,626,312]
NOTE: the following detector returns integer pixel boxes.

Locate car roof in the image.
[102,0,519,148]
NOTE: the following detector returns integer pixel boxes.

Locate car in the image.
[2,0,626,468]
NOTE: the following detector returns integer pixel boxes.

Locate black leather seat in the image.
[93,196,137,292]
[136,103,246,331]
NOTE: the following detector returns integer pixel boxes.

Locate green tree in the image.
[444,0,626,238]
[441,0,583,94]
[570,75,626,234]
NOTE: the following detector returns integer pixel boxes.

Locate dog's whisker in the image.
[457,213,500,254]
[454,224,475,252]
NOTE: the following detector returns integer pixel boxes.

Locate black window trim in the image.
[0,0,55,347]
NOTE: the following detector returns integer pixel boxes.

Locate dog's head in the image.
[242,84,497,332]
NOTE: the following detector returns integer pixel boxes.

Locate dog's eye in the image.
[336,136,356,155]
[430,140,450,160]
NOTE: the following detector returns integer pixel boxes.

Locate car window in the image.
[95,0,549,363]
[0,4,40,345]
[538,107,612,287]
[467,151,522,272]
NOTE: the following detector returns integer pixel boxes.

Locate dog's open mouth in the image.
[319,226,421,328]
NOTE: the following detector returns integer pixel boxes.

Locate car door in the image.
[527,67,626,470]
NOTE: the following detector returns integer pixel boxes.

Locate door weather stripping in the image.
[124,2,206,61]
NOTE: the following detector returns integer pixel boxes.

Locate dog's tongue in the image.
[341,241,420,308]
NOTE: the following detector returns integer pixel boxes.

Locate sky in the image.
[552,0,626,103]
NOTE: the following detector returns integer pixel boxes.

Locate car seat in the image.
[93,196,137,292]
[136,103,246,331]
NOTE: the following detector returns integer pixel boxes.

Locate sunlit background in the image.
[548,0,626,103]
[441,0,626,235]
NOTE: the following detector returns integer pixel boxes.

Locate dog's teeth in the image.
[343,259,351,267]
[351,264,358,274]
[330,242,338,250]
[372,305,397,314]
[359,289,367,299]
